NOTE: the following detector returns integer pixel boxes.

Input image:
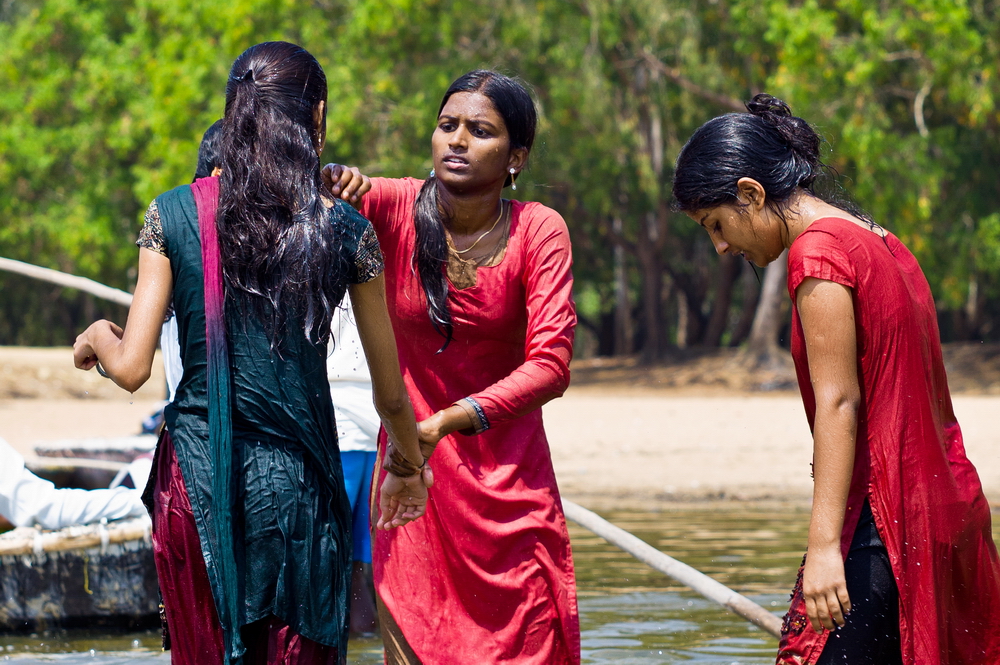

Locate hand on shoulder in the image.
[322,163,371,209]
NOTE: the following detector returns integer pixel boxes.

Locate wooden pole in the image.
[562,498,783,638]
[0,256,133,307]
[0,515,150,556]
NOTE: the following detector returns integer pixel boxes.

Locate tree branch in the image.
[640,50,745,112]
[914,78,932,138]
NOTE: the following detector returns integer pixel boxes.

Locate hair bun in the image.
[745,93,820,172]
[746,93,792,119]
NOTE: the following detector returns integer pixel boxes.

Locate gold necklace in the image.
[451,201,505,255]
[453,212,510,265]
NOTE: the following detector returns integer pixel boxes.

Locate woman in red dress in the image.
[673,94,1000,664]
[325,70,580,664]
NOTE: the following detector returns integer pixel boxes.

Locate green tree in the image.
[3,0,1000,356]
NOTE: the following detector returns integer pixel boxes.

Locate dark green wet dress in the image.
[138,183,383,654]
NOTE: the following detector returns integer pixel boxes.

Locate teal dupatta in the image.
[191,177,243,662]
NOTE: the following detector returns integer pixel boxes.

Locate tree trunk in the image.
[729,261,760,347]
[638,248,664,364]
[702,253,740,347]
[676,290,689,349]
[745,250,788,368]
[613,217,634,356]
[961,275,981,340]
[633,209,668,365]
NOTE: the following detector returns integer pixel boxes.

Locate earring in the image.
[509,167,517,191]
[429,169,435,178]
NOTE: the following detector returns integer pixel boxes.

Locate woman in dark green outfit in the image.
[73,41,429,665]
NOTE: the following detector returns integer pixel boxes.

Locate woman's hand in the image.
[416,415,445,460]
[415,405,475,487]
[73,320,124,370]
[802,544,851,631]
[377,471,429,530]
[321,164,371,208]
[415,417,446,487]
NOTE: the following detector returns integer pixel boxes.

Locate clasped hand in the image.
[376,418,449,530]
[377,438,435,531]
[376,469,431,531]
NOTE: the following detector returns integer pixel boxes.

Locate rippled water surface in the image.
[3,505,997,664]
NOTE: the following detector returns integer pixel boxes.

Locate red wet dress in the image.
[778,218,1000,664]
[359,178,581,665]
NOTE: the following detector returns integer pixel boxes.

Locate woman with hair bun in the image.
[74,41,427,664]
[673,94,1000,664]
[325,70,580,664]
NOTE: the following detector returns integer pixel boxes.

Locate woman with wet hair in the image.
[673,94,1000,664]
[74,41,427,664]
[325,70,580,664]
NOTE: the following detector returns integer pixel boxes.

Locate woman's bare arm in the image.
[348,275,427,529]
[796,276,860,632]
[73,248,172,393]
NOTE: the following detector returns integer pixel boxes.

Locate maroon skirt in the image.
[150,431,340,664]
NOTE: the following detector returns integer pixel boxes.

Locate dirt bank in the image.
[1,346,998,510]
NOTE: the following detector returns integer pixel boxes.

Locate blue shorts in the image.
[340,450,377,563]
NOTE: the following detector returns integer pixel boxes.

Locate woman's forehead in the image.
[440,92,502,124]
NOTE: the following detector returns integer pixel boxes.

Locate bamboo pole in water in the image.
[0,256,134,307]
[561,498,783,638]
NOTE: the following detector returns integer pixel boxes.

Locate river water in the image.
[2,505,996,664]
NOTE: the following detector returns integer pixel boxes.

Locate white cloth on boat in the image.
[109,454,153,491]
[161,314,183,402]
[0,438,147,530]
[327,294,378,452]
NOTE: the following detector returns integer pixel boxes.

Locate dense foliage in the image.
[2,0,999,356]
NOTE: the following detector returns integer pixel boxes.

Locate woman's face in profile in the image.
[431,91,512,192]
[687,204,784,267]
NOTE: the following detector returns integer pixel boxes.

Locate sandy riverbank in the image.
[2,347,998,511]
[544,387,1000,509]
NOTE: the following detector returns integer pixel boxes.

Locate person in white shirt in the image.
[0,437,147,531]
[327,293,379,634]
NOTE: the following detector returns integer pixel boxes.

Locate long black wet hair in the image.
[413,70,537,350]
[216,41,345,346]
[672,93,870,223]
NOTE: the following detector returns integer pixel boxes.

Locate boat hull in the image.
[0,519,158,631]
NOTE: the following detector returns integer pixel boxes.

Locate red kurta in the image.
[360,178,581,665]
[778,218,1000,664]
